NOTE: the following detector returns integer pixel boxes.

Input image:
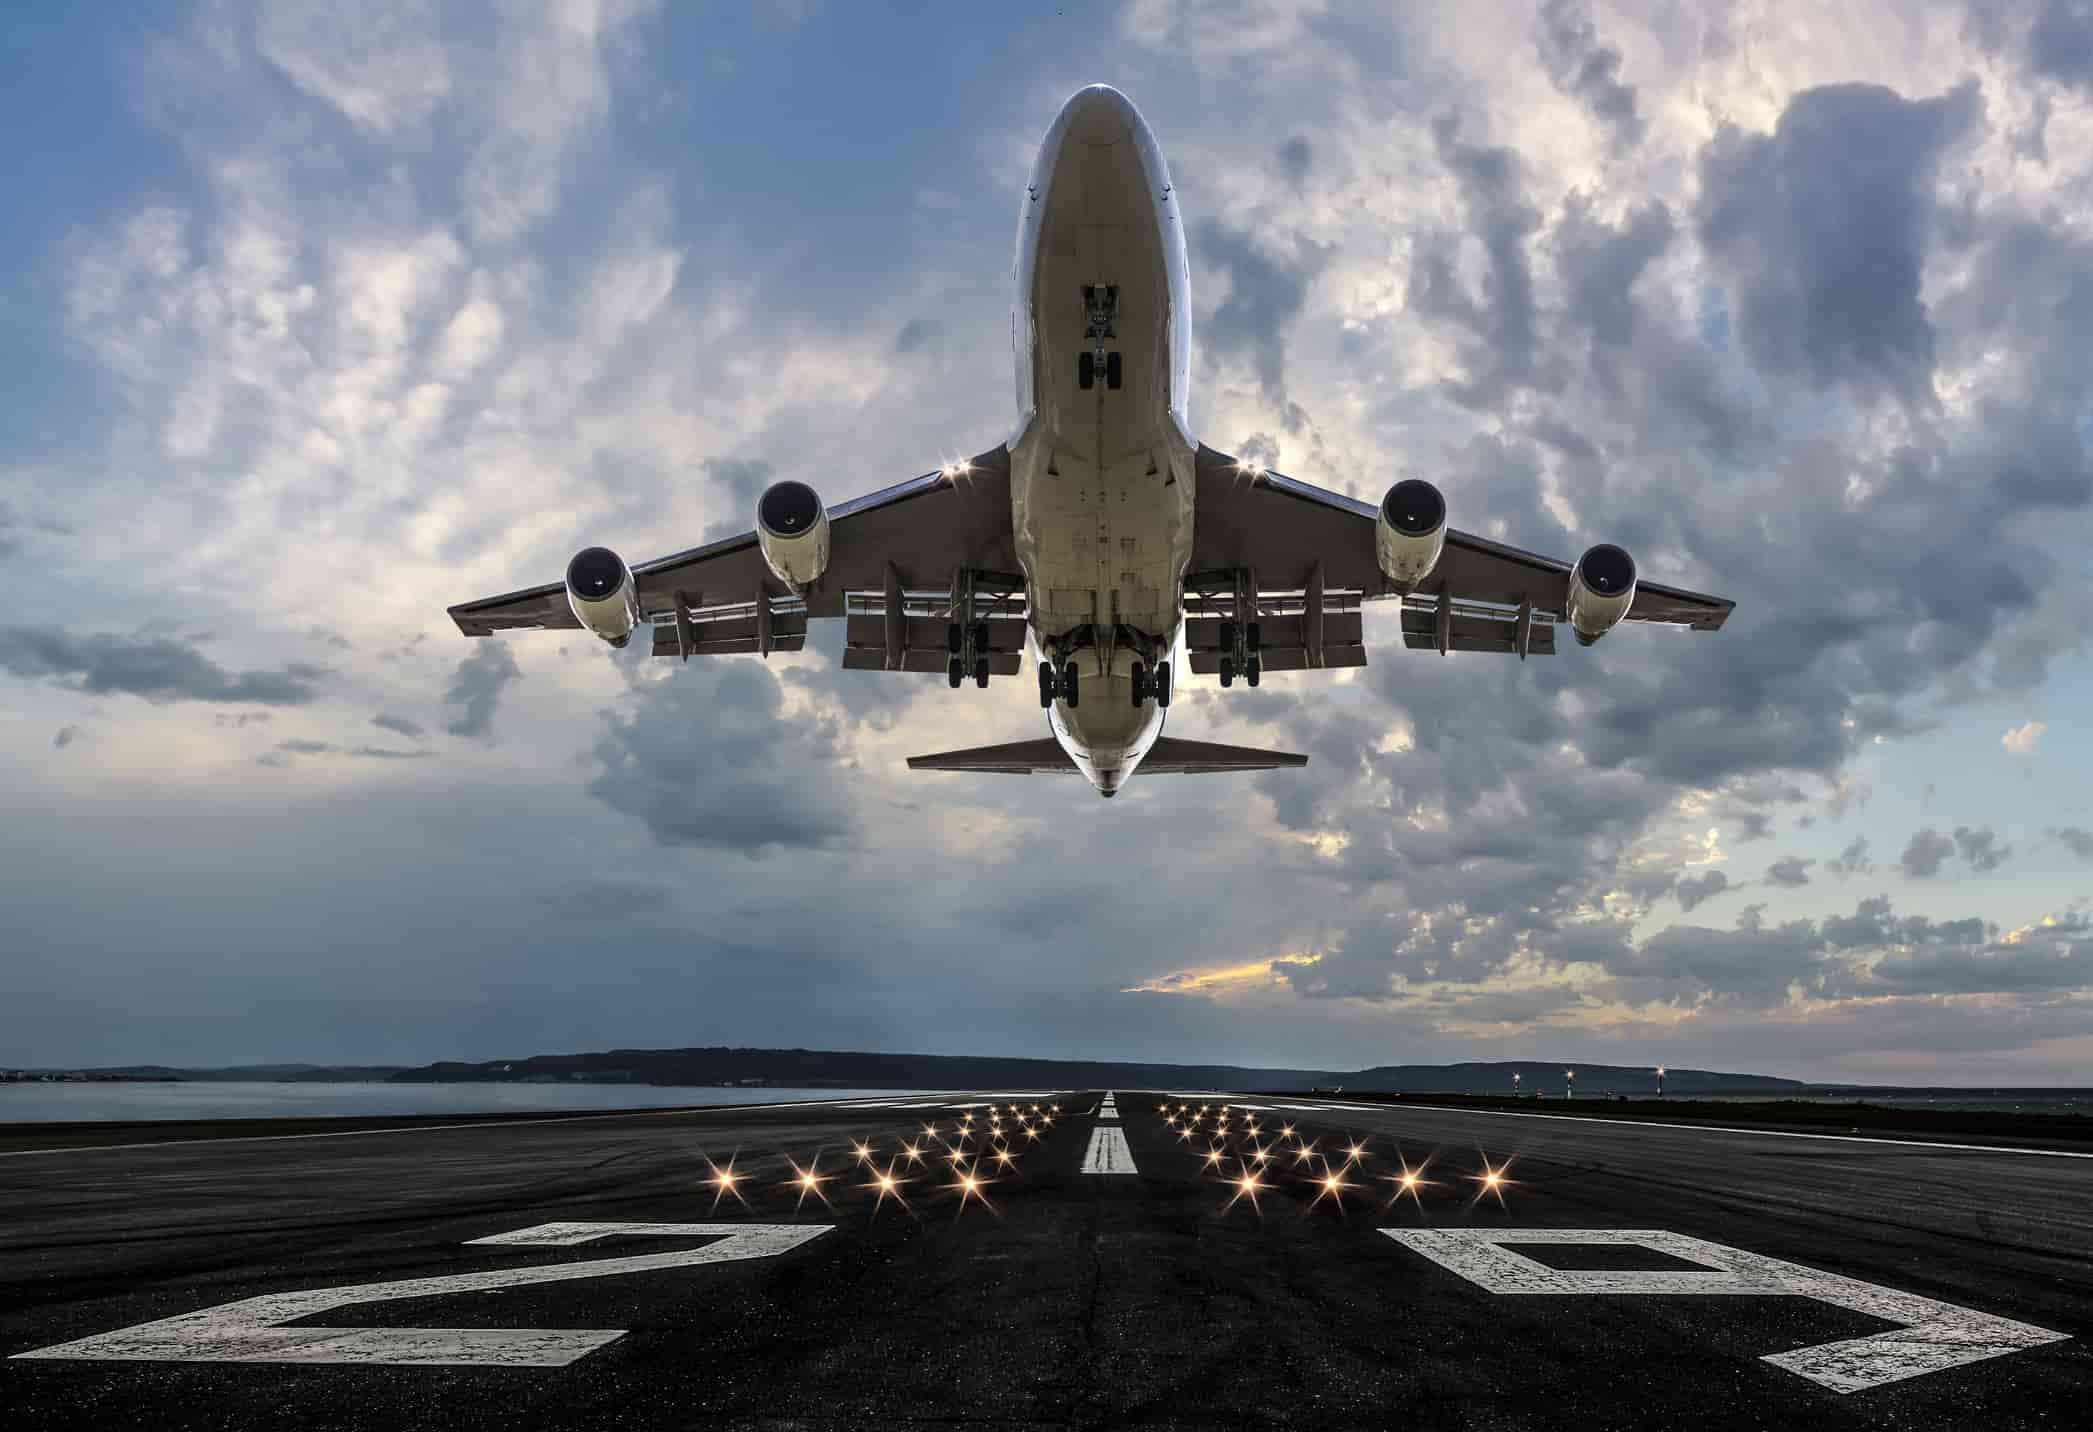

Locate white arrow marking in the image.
[1383,1228,2068,1393]
[1082,1126,1138,1174]
[12,1223,830,1367]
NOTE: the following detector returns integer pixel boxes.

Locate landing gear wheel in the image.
[1038,661,1056,709]
[1060,662,1080,708]
[1219,621,1237,655]
[974,656,990,689]
[972,622,990,656]
[947,656,963,689]
[1130,661,1150,707]
[1219,656,1235,689]
[1078,352,1095,390]
[946,623,962,656]
[1246,621,1262,656]
[1246,654,1262,687]
[1105,351,1122,390]
[1155,660,1172,708]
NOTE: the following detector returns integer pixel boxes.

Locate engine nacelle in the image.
[1375,478,1446,590]
[756,480,830,589]
[566,546,640,647]
[1565,543,1637,646]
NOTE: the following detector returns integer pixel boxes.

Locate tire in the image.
[1219,656,1235,689]
[1038,661,1055,709]
[1063,662,1080,708]
[947,656,963,689]
[946,623,962,655]
[1246,621,1261,655]
[1219,621,1236,656]
[1246,655,1261,688]
[1105,351,1122,390]
[1130,661,1148,707]
[1156,660,1172,708]
[1078,352,1095,390]
[974,656,990,688]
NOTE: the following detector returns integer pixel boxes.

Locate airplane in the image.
[449,85,1732,798]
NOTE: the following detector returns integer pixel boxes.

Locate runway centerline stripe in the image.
[1360,1101,2093,1159]
[1082,1125,1138,1174]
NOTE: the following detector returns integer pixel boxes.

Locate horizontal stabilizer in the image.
[905,735,1307,776]
[906,738,1075,774]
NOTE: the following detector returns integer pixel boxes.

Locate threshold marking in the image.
[1385,1228,2068,1393]
[13,1222,829,1367]
[1082,1124,1138,1174]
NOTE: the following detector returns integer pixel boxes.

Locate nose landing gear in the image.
[1078,284,1124,391]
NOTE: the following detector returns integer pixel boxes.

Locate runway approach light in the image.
[852,1141,873,1163]
[1345,1142,1368,1163]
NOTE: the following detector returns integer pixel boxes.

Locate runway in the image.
[2,1091,2086,1428]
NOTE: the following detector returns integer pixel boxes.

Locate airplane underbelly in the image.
[1012,113,1192,659]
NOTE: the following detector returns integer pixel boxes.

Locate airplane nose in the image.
[1059,84,1138,145]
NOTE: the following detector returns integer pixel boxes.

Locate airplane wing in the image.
[907,736,1306,775]
[1187,444,1731,667]
[448,446,1022,668]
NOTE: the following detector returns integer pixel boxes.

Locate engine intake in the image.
[1565,543,1637,646]
[566,546,639,647]
[756,480,830,588]
[1375,478,1446,591]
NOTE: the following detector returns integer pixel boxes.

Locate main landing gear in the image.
[1037,658,1080,708]
[947,620,990,689]
[1216,621,1262,688]
[1129,659,1172,708]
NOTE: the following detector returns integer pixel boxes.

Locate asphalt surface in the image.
[2,1091,2087,1429]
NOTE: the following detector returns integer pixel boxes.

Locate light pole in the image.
[1565,1068,1575,1100]
[1513,1071,1522,1098]
[1656,1065,1666,1098]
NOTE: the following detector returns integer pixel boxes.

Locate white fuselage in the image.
[1009,86,1197,796]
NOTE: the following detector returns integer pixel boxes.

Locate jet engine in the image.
[756,480,830,588]
[1375,478,1446,590]
[566,546,639,647]
[1565,543,1637,646]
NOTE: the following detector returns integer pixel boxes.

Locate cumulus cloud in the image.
[443,641,521,742]
[2001,720,2045,755]
[0,629,323,706]
[2049,826,2093,860]
[372,712,426,739]
[1827,836,1873,880]
[1674,869,1730,912]
[1764,856,1813,888]
[1534,0,1645,152]
[1952,825,2012,874]
[587,661,856,855]
[1899,827,1956,878]
[1695,81,1979,402]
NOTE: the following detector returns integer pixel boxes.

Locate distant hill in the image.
[69,1064,409,1082]
[383,1047,1801,1095]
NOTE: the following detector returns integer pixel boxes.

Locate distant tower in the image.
[1656,1065,1666,1098]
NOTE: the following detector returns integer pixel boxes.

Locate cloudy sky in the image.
[4,1,2091,1083]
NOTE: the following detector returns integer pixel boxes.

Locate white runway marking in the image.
[1082,1125,1138,1174]
[11,1223,830,1367]
[1385,1228,2068,1393]
[1362,1102,2093,1160]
